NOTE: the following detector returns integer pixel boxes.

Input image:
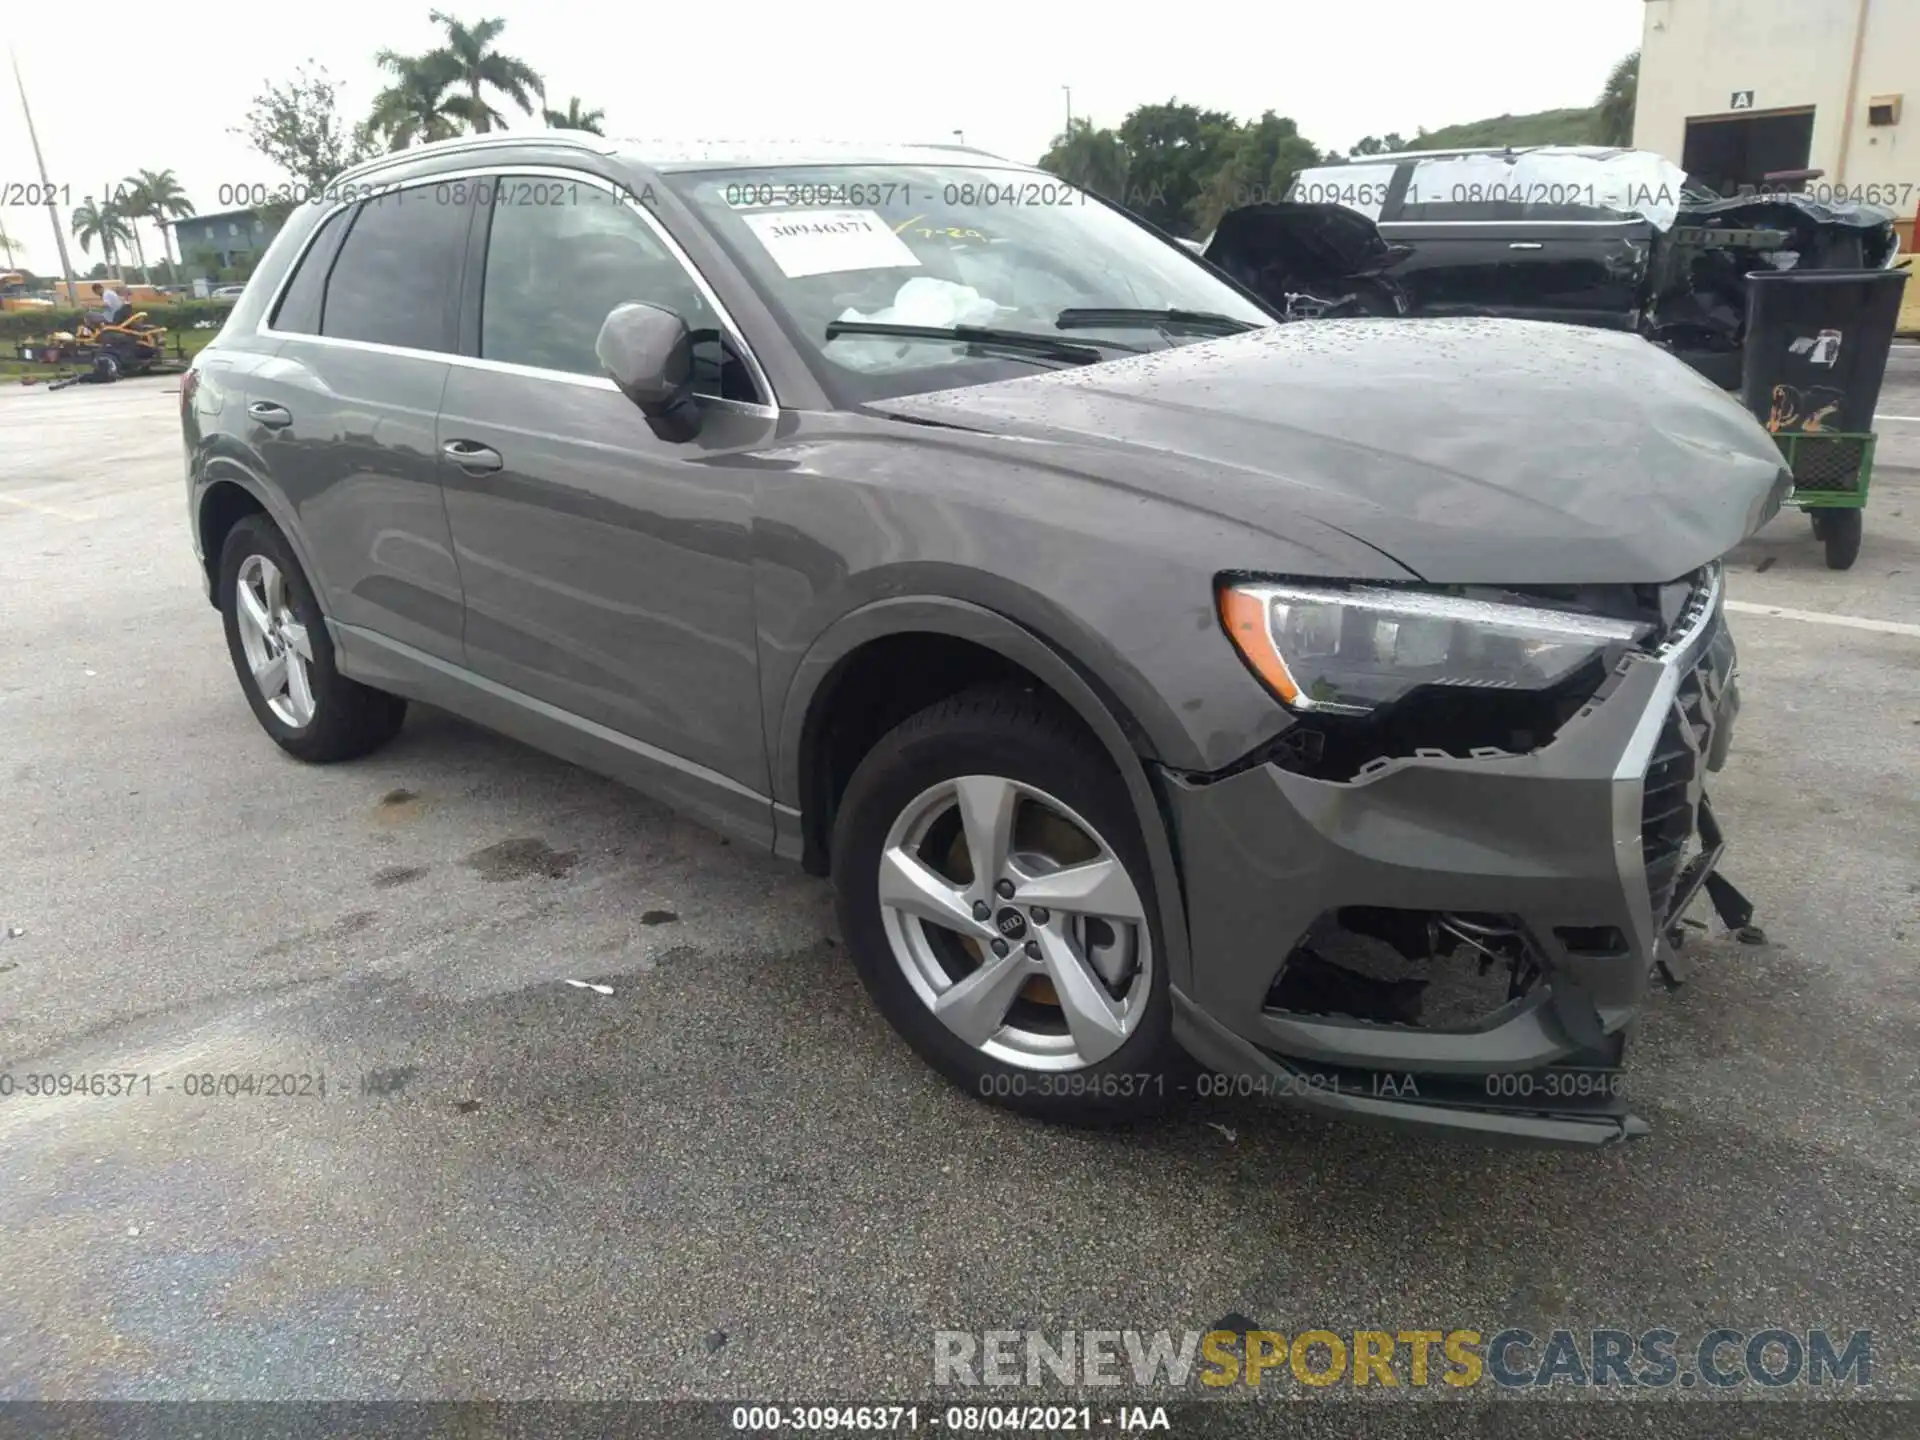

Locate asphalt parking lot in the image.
[1,347,1917,1413]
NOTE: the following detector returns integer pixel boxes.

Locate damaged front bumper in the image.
[1163,567,1744,1146]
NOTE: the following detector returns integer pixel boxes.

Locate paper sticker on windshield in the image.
[742,209,921,278]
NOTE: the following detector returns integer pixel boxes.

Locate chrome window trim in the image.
[257,162,780,417]
[333,130,616,185]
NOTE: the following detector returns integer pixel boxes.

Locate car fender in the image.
[192,449,335,617]
[774,593,1195,996]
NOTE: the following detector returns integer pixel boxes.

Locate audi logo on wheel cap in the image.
[994,908,1029,940]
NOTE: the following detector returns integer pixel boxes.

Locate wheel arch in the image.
[776,596,1193,995]
[194,462,332,615]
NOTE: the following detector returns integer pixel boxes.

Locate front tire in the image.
[218,514,406,762]
[831,687,1182,1123]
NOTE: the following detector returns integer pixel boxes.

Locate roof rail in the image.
[334,129,616,184]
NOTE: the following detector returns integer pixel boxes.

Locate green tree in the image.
[542,96,605,134]
[122,169,196,277]
[1115,101,1239,235]
[368,52,479,149]
[1191,110,1324,234]
[1596,50,1639,146]
[71,197,133,274]
[421,11,544,133]
[1037,118,1130,203]
[1350,133,1408,157]
[235,63,379,192]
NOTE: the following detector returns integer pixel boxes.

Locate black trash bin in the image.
[1739,266,1909,571]
[1740,267,1908,434]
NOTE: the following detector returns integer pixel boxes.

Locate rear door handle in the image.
[441,439,504,473]
[1507,242,1545,250]
[247,401,293,428]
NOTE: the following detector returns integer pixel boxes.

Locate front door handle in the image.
[1507,241,1545,250]
[441,439,504,473]
[247,401,293,429]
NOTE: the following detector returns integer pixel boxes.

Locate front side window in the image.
[667,164,1273,403]
[320,188,471,352]
[478,176,754,400]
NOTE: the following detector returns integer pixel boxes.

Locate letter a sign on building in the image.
[1731,90,1756,110]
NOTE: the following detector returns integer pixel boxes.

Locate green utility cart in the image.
[1740,266,1910,570]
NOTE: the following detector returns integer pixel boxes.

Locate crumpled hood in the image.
[876,317,1790,584]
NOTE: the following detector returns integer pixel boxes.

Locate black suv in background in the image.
[1221,144,1903,383]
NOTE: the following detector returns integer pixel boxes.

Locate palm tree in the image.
[422,12,544,133]
[541,96,604,134]
[368,52,479,149]
[1596,50,1639,146]
[71,198,133,275]
[124,169,195,277]
[0,221,20,269]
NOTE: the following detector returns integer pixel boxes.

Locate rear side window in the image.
[319,188,471,351]
[268,207,350,334]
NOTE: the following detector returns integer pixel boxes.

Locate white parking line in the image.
[1876,413,1920,422]
[1726,599,1920,637]
[0,493,92,522]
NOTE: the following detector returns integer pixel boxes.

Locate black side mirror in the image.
[596,301,701,442]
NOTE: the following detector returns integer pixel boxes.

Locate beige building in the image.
[1636,0,1914,203]
[1636,0,1916,325]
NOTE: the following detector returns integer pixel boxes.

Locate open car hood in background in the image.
[1202,202,1411,296]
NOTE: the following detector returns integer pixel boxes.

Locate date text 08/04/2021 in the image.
[729,1406,1172,1432]
[0,1071,329,1099]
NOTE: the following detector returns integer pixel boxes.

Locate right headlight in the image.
[1218,582,1650,716]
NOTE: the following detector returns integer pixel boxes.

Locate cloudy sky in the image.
[2,0,1643,273]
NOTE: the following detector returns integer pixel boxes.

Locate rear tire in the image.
[1821,509,1862,570]
[831,686,1184,1124]
[218,514,407,762]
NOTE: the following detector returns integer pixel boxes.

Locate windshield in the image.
[665,164,1274,403]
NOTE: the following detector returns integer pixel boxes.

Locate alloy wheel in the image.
[233,553,316,728]
[877,774,1152,1070]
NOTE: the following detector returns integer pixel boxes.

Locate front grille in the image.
[1641,609,1729,922]
[1642,674,1705,921]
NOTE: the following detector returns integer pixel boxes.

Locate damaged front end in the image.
[1204,149,1903,391]
[1201,201,1414,320]
[1165,564,1754,1146]
[1647,190,1903,386]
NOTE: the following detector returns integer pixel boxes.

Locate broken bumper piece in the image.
[1164,568,1744,1146]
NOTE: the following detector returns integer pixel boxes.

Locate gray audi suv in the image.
[183,134,1788,1145]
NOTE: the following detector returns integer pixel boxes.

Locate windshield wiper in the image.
[823,321,1141,366]
[1054,307,1261,335]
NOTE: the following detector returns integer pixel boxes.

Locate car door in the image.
[247,183,477,662]
[436,169,779,841]
[1381,157,1652,329]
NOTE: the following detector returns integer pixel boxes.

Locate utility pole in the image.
[1062,85,1072,137]
[10,48,77,299]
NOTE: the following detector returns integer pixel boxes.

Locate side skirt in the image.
[331,621,779,852]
